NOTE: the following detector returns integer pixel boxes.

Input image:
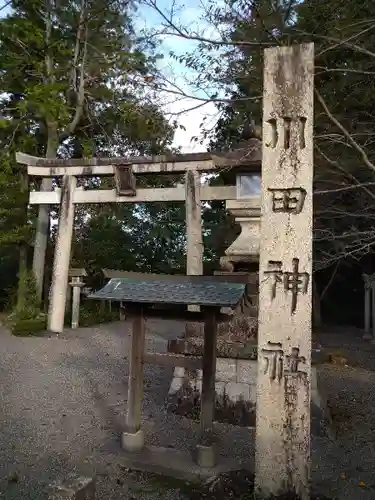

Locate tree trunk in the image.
[32,135,57,303]
[16,245,28,310]
[16,168,29,310]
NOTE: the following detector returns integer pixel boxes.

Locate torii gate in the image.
[16,146,261,334]
[16,41,314,499]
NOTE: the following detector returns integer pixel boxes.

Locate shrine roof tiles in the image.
[89,276,246,308]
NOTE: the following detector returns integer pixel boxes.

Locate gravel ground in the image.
[0,321,375,499]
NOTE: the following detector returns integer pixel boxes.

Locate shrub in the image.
[8,314,46,336]
[7,271,46,336]
[79,303,118,327]
[64,300,119,328]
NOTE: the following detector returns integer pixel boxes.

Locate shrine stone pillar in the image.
[255,43,314,500]
[70,276,85,329]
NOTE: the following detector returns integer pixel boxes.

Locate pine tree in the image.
[0,0,179,309]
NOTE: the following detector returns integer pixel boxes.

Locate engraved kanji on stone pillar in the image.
[255,43,314,500]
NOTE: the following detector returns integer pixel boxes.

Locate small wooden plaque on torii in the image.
[114,164,137,196]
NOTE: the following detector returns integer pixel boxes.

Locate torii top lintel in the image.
[16,138,261,177]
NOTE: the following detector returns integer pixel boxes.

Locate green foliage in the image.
[0,0,175,152]
[9,316,47,336]
[188,0,375,272]
[73,302,119,327]
[0,0,181,309]
[7,271,46,336]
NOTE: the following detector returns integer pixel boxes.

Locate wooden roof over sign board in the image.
[89,275,246,309]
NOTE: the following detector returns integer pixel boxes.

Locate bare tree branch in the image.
[315,23,375,57]
[315,89,375,174]
[316,182,375,195]
[316,66,375,76]
[143,0,277,47]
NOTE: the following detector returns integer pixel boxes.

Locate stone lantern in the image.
[212,138,262,340]
[211,137,262,274]
[220,173,261,272]
[67,268,87,329]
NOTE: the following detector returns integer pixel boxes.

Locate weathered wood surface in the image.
[126,311,146,433]
[114,165,137,196]
[200,310,218,435]
[255,43,314,500]
[17,141,261,174]
[363,274,374,338]
[28,185,237,204]
[102,270,253,283]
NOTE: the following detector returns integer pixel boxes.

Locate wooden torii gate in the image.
[17,146,261,334]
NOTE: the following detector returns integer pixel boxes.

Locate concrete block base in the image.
[118,444,251,483]
[167,358,257,427]
[194,444,216,468]
[48,474,95,500]
[121,429,144,452]
[168,359,333,436]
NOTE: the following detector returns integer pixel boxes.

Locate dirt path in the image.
[309,326,375,499]
[0,322,375,499]
[0,321,181,499]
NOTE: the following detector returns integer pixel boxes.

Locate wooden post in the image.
[120,302,126,321]
[194,309,218,468]
[200,309,217,434]
[255,43,314,500]
[363,275,371,339]
[48,176,77,333]
[371,280,375,340]
[122,308,146,452]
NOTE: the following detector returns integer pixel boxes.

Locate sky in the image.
[0,0,226,153]
[134,0,224,152]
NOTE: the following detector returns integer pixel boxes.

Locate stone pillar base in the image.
[121,429,144,452]
[194,444,216,468]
